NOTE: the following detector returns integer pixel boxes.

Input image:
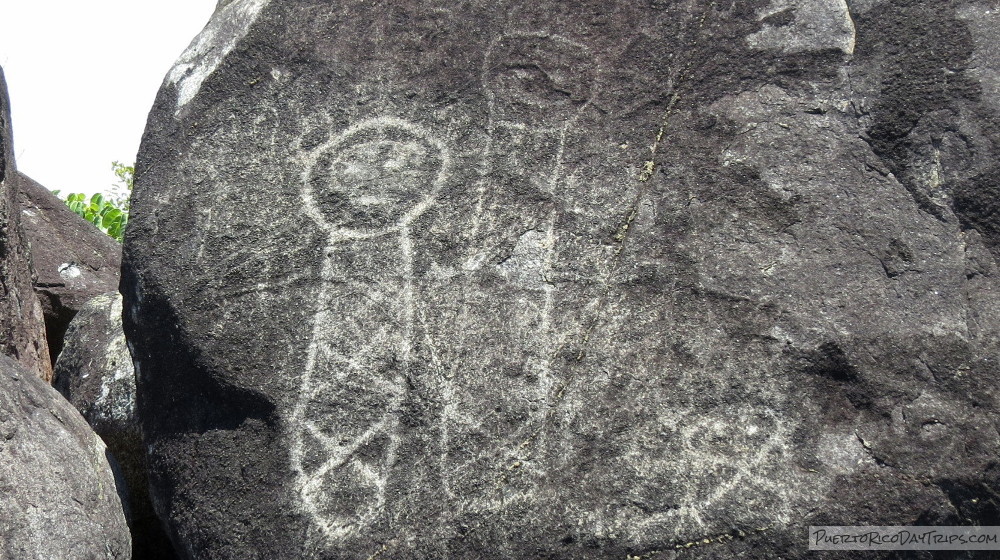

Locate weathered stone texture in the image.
[124,1,1000,558]
[0,66,51,381]
[0,355,131,560]
[18,173,122,364]
[54,293,176,560]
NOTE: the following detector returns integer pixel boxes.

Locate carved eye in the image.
[331,145,382,184]
[381,140,428,171]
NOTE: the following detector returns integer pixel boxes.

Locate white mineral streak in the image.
[165,0,271,115]
[58,262,82,280]
[92,296,136,426]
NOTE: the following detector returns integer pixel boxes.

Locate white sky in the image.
[0,1,217,195]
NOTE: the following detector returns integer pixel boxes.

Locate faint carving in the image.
[290,118,450,542]
[957,5,1000,110]
[484,32,598,132]
[461,32,600,507]
[623,403,797,539]
[476,32,597,214]
[481,29,597,387]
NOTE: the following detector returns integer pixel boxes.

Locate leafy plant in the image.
[54,161,132,242]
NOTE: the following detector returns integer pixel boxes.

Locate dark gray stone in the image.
[18,173,122,364]
[123,1,1000,558]
[0,354,131,559]
[54,293,177,560]
[0,66,51,382]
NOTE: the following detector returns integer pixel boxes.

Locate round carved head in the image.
[484,33,597,130]
[304,120,447,234]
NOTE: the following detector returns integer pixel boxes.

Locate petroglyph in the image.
[301,118,447,236]
[471,31,598,238]
[127,2,1000,556]
[469,32,599,503]
[483,32,598,133]
[620,402,798,538]
[290,118,450,542]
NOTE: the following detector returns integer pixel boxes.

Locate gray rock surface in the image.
[0,66,51,381]
[54,293,176,560]
[18,173,122,364]
[123,1,1000,558]
[0,354,131,559]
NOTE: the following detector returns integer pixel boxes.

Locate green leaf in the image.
[102,208,122,228]
[57,162,132,243]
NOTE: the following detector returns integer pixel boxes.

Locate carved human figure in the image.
[290,118,449,542]
[454,32,599,504]
[481,32,597,203]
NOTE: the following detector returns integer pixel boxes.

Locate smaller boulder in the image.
[17,172,122,364]
[54,293,176,560]
[0,354,131,559]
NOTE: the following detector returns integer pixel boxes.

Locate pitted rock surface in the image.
[0,66,51,381]
[0,355,131,560]
[123,1,1000,558]
[18,173,122,364]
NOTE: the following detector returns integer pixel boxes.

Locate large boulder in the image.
[54,293,176,560]
[0,354,131,559]
[0,66,51,381]
[123,1,1000,558]
[18,173,122,364]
